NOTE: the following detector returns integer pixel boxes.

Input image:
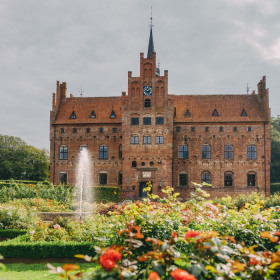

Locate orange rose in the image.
[171,269,197,280]
[99,255,116,271]
[249,257,262,266]
[184,231,200,240]
[172,232,178,237]
[62,264,80,271]
[149,271,161,280]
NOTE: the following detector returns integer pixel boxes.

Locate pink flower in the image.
[53,224,61,229]
[29,230,35,235]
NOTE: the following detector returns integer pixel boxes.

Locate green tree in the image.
[0,135,49,181]
[271,116,280,183]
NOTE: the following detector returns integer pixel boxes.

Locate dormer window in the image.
[241,109,247,116]
[70,111,76,119]
[212,109,219,117]
[145,99,151,108]
[90,110,96,118]
[185,109,191,118]
[110,110,116,118]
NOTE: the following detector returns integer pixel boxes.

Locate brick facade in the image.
[50,35,271,200]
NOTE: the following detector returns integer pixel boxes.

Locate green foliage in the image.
[271,183,280,195]
[0,204,38,229]
[0,135,50,181]
[0,229,28,238]
[271,116,280,183]
[92,186,119,203]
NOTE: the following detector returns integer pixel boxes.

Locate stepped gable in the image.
[54,96,122,124]
[174,94,267,122]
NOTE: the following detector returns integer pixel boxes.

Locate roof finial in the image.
[246,83,250,95]
[150,6,153,28]
[147,7,155,58]
[79,86,84,97]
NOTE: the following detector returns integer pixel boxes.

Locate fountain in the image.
[76,147,93,220]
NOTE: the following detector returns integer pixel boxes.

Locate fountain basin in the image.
[39,212,92,222]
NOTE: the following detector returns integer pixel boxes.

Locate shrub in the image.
[0,229,28,238]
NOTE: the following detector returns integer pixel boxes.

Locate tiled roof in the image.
[174,94,267,123]
[54,97,122,124]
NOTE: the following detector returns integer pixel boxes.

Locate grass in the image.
[0,263,96,280]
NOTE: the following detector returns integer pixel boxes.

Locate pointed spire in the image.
[147,7,155,58]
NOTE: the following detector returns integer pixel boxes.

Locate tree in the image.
[0,135,49,181]
[271,117,280,183]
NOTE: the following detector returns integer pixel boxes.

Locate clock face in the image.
[143,86,152,96]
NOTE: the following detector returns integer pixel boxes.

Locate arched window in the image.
[224,172,233,187]
[59,172,67,185]
[119,145,122,159]
[201,172,211,184]
[145,99,151,108]
[59,146,68,160]
[132,161,137,167]
[99,145,108,159]
[247,172,256,187]
[179,172,188,186]
[99,171,107,186]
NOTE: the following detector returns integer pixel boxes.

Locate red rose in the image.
[149,271,161,280]
[171,269,197,280]
[104,249,122,261]
[249,257,262,266]
[99,249,122,271]
[184,231,200,239]
[172,232,177,237]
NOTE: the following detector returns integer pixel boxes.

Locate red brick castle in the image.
[50,24,271,200]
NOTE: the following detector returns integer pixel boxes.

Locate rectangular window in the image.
[118,173,122,185]
[86,128,90,133]
[131,136,139,144]
[224,173,233,187]
[191,127,195,132]
[119,145,122,159]
[79,146,87,152]
[59,173,67,185]
[247,174,256,187]
[131,118,139,125]
[202,173,211,184]
[176,127,180,132]
[219,127,223,132]
[60,128,64,133]
[202,145,211,158]
[156,117,164,125]
[156,136,164,144]
[99,146,108,159]
[179,174,187,186]
[113,128,117,133]
[179,145,188,158]
[233,127,237,132]
[99,128,103,133]
[205,127,209,132]
[143,117,151,125]
[224,145,233,159]
[248,127,252,132]
[143,136,151,144]
[73,128,77,133]
[59,146,68,160]
[247,146,256,159]
[99,173,107,185]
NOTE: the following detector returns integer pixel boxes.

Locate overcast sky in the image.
[0,0,279,150]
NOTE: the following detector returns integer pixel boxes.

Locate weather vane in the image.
[246,83,250,95]
[79,86,84,97]
[149,6,153,28]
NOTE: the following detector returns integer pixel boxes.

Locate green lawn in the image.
[0,263,96,280]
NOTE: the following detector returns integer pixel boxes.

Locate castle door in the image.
[139,182,148,198]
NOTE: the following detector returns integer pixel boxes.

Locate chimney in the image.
[60,82,67,100]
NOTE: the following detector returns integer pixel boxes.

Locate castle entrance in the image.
[139,182,149,198]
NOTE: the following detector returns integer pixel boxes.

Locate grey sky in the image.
[0,0,279,150]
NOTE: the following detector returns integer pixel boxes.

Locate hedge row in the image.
[271,183,280,195]
[0,241,96,258]
[0,180,50,185]
[0,229,28,238]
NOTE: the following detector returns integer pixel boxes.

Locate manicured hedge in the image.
[0,180,50,185]
[271,183,280,195]
[0,241,96,258]
[0,229,28,238]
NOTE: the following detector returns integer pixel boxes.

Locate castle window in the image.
[150,161,154,166]
[224,145,233,159]
[143,136,151,144]
[60,128,64,133]
[247,145,256,159]
[156,136,164,144]
[156,117,164,124]
[219,127,223,132]
[233,127,237,132]
[131,136,139,144]
[79,145,87,152]
[110,110,116,118]
[99,128,103,133]
[185,109,191,118]
[179,174,187,186]
[212,109,219,117]
[99,172,107,186]
[176,127,180,132]
[132,161,137,167]
[86,128,90,133]
[202,145,211,159]
[247,172,256,187]
[143,117,151,125]
[99,145,108,159]
[141,162,145,166]
[118,173,122,185]
[59,146,68,160]
[201,172,211,184]
[59,172,67,185]
[191,127,195,132]
[144,99,151,107]
[73,128,77,133]
[70,111,76,119]
[119,145,122,159]
[113,128,117,133]
[224,172,233,187]
[241,109,247,117]
[248,127,252,132]
[90,110,96,118]
[131,118,139,125]
[205,127,209,132]
[179,145,188,159]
